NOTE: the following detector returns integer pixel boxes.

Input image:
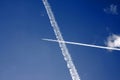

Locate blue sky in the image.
[0,0,120,80]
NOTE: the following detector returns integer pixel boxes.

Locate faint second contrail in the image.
[42,38,120,51]
[42,0,81,80]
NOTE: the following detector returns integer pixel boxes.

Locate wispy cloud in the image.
[106,34,120,48]
[104,4,118,15]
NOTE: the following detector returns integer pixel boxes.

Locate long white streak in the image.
[42,38,120,51]
[42,0,81,80]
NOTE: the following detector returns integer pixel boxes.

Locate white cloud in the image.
[104,4,118,15]
[106,34,120,48]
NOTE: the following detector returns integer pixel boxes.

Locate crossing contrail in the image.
[42,0,81,80]
[42,38,120,51]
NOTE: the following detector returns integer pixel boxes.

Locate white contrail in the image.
[42,38,120,51]
[42,0,81,80]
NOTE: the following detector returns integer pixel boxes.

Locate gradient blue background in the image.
[0,0,120,80]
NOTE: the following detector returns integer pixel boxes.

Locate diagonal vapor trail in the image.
[42,38,120,51]
[42,0,81,80]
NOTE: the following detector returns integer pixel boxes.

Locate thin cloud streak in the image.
[42,0,81,80]
[43,38,120,51]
